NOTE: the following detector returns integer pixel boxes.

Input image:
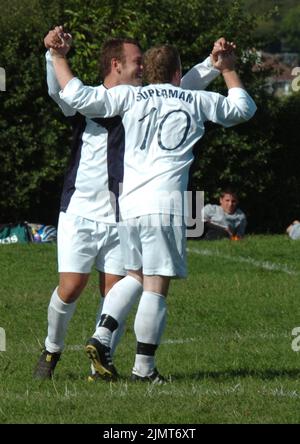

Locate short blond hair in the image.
[143,44,181,84]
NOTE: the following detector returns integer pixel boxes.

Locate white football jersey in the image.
[47,52,220,223]
[60,80,256,220]
[47,52,116,223]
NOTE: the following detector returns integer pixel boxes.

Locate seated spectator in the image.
[201,188,247,240]
[286,220,300,240]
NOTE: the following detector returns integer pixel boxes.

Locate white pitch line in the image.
[162,338,197,345]
[65,332,291,350]
[24,332,291,353]
[187,247,299,275]
[65,339,198,350]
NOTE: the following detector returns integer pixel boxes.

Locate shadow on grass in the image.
[173,368,300,381]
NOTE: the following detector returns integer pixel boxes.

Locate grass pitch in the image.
[1,235,300,424]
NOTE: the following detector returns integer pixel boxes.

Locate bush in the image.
[1,0,299,233]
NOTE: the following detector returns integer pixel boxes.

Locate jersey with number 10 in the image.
[47,51,220,222]
[60,80,256,220]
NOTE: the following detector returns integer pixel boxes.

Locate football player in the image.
[34,26,223,380]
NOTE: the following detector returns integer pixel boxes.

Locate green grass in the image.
[1,235,300,424]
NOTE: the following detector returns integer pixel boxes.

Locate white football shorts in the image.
[57,211,126,275]
[117,214,187,278]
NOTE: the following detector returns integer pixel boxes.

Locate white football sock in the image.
[111,321,126,357]
[133,355,155,377]
[94,296,104,328]
[93,275,143,348]
[91,296,104,375]
[45,287,77,353]
[91,294,126,374]
[133,291,167,376]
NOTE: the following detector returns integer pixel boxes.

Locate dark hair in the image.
[220,188,238,199]
[143,44,181,84]
[99,37,142,78]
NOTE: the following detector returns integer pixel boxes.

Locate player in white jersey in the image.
[33,31,144,380]
[50,36,256,382]
[34,26,223,380]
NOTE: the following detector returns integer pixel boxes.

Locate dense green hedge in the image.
[0,0,299,233]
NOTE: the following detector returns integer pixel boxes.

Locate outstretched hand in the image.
[44,25,72,57]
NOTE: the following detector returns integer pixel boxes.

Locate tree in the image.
[1,0,299,233]
[0,0,259,224]
[280,5,300,51]
[0,0,68,224]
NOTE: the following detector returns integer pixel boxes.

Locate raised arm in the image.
[45,51,76,116]
[44,27,75,116]
[212,43,244,90]
[180,56,220,90]
[44,26,75,90]
[45,27,133,119]
[181,38,235,91]
[199,48,257,126]
[50,51,75,91]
